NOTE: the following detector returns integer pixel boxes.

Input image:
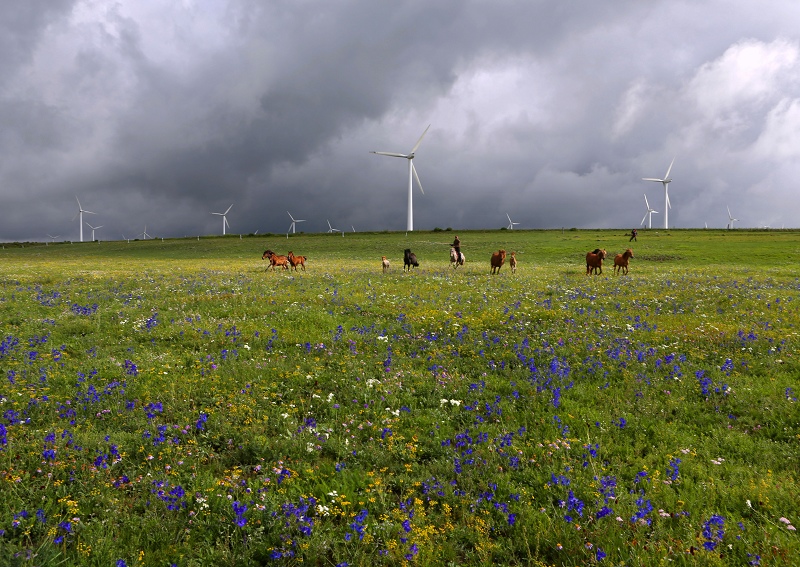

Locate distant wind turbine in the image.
[327,220,342,236]
[370,124,430,232]
[506,214,520,230]
[643,157,674,230]
[138,226,151,240]
[287,211,305,235]
[85,223,103,241]
[727,206,738,229]
[640,194,658,229]
[47,234,60,245]
[72,196,96,242]
[211,204,233,235]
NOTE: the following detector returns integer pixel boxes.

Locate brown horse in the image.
[490,249,506,274]
[509,251,517,273]
[262,250,289,271]
[613,248,633,275]
[287,251,306,271]
[382,256,390,273]
[586,248,607,275]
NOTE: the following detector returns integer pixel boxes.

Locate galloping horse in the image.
[287,251,306,271]
[490,249,506,274]
[586,248,607,275]
[262,250,290,271]
[450,247,464,268]
[613,248,633,275]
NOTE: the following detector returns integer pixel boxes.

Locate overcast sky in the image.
[2,1,800,242]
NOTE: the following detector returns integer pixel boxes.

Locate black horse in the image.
[404,249,419,272]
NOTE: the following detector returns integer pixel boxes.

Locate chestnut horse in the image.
[585,248,607,275]
[262,250,289,271]
[509,251,517,273]
[613,248,633,275]
[490,249,506,274]
[287,251,306,271]
[450,247,464,268]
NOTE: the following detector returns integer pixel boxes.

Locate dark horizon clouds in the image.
[2,1,800,242]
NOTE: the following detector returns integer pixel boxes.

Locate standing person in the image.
[451,235,462,263]
[629,228,638,242]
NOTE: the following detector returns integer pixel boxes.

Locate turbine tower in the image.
[506,214,520,230]
[727,206,738,229]
[370,124,430,232]
[211,204,233,235]
[643,157,674,229]
[287,211,305,234]
[73,196,95,242]
[640,194,658,229]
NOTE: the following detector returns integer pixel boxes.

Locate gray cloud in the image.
[2,1,800,241]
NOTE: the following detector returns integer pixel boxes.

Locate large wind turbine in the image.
[640,194,658,229]
[73,196,95,242]
[506,214,520,230]
[287,211,305,234]
[370,124,430,232]
[643,157,674,229]
[85,223,103,241]
[211,204,233,235]
[727,206,738,229]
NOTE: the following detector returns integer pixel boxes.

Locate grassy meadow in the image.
[0,229,798,566]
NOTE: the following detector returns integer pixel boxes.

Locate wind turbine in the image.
[640,194,658,229]
[287,211,305,234]
[46,234,60,245]
[211,204,233,235]
[727,206,738,230]
[327,220,342,236]
[370,124,430,232]
[506,214,520,230]
[643,157,674,229]
[73,196,95,242]
[85,223,103,241]
[138,226,151,240]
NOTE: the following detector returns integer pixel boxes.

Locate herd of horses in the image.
[261,245,634,275]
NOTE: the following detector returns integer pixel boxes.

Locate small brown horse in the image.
[613,248,633,275]
[262,250,289,271]
[490,249,506,274]
[287,251,306,271]
[509,251,517,273]
[586,248,607,275]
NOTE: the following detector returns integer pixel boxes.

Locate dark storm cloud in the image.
[2,1,800,241]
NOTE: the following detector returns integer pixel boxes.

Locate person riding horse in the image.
[452,235,463,264]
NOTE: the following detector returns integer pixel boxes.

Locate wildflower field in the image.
[0,229,798,566]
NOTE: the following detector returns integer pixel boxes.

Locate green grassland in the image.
[0,229,797,566]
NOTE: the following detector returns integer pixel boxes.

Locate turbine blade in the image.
[84,210,96,215]
[642,178,663,182]
[644,194,650,208]
[727,206,732,219]
[641,212,648,226]
[666,193,671,209]
[224,204,233,215]
[409,124,431,154]
[412,162,423,194]
[370,151,408,158]
[664,157,675,179]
